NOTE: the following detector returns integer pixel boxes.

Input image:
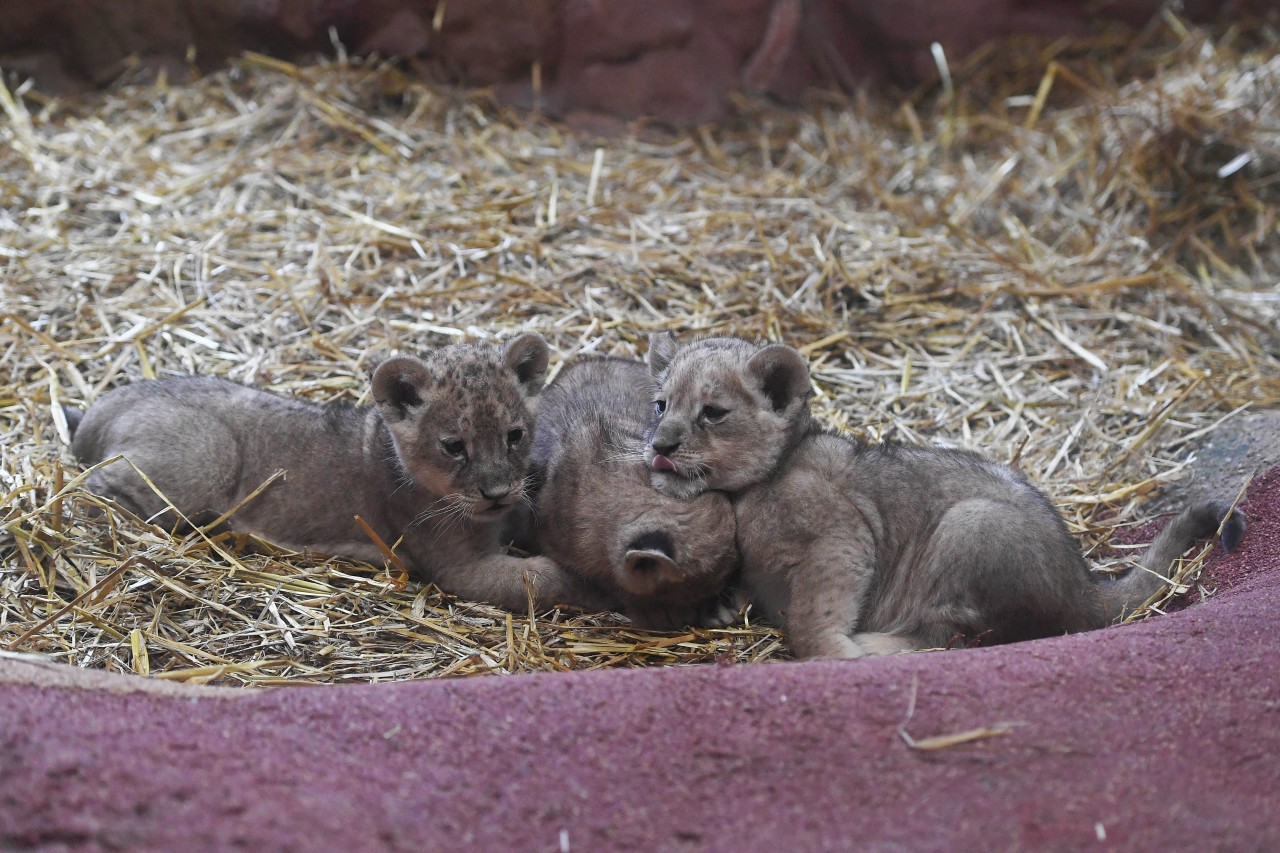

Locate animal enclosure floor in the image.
[3,464,1279,849]
[2,17,1278,685]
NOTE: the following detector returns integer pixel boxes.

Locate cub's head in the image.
[610,488,738,613]
[539,415,739,629]
[372,333,549,522]
[644,333,811,499]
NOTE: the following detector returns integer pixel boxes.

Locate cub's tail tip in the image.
[1219,505,1245,553]
[1191,499,1246,553]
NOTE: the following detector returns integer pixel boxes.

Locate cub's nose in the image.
[480,486,511,502]
[651,441,680,458]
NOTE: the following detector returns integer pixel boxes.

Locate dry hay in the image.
[2,14,1278,686]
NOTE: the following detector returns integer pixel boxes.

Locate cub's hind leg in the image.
[77,414,243,531]
[872,497,1095,649]
[82,458,192,528]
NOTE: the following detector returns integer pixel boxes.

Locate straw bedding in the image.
[2,16,1278,685]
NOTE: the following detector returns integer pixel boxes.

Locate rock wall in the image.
[0,1,1269,123]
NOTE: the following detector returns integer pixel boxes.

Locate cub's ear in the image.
[648,331,679,377]
[623,548,681,592]
[502,333,550,398]
[372,357,431,422]
[746,344,811,414]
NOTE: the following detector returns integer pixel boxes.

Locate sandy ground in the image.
[1148,409,1280,512]
[3,465,1277,851]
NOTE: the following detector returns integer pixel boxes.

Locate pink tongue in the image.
[651,455,677,472]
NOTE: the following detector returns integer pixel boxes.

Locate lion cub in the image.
[526,357,738,629]
[67,334,608,614]
[643,333,1244,659]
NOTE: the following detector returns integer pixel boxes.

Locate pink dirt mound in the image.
[3,467,1279,851]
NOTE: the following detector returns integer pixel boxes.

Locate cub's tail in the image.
[1099,500,1245,623]
[61,405,84,440]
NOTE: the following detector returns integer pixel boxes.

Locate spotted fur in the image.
[68,334,608,614]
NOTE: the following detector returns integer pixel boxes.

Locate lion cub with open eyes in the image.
[643,333,1244,659]
[67,334,607,614]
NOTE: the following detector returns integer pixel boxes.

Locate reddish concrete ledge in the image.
[3,467,1278,850]
[1,1,1272,124]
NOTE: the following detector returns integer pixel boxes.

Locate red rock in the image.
[1,0,1269,123]
[553,27,741,124]
[742,0,802,92]
[422,0,556,85]
[560,0,698,66]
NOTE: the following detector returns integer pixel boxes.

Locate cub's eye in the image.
[507,428,524,448]
[653,399,667,416]
[700,404,729,424]
[441,439,467,459]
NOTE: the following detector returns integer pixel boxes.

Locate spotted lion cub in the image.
[67,334,607,614]
[643,333,1244,659]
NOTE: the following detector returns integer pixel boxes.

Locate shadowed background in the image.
[1,0,1274,123]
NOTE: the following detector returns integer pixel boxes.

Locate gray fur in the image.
[645,335,813,499]
[645,334,1246,659]
[527,357,739,629]
[67,334,609,614]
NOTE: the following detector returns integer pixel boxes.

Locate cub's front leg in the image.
[740,509,881,659]
[785,551,926,659]
[782,553,875,659]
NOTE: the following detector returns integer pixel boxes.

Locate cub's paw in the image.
[697,585,749,628]
[1181,499,1246,552]
[625,587,747,632]
[624,602,698,632]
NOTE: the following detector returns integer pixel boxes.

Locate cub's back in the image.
[847,438,1066,528]
[70,377,318,464]
[532,357,653,469]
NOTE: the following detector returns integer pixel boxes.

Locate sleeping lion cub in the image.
[643,333,1244,659]
[527,357,738,629]
[67,334,608,615]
